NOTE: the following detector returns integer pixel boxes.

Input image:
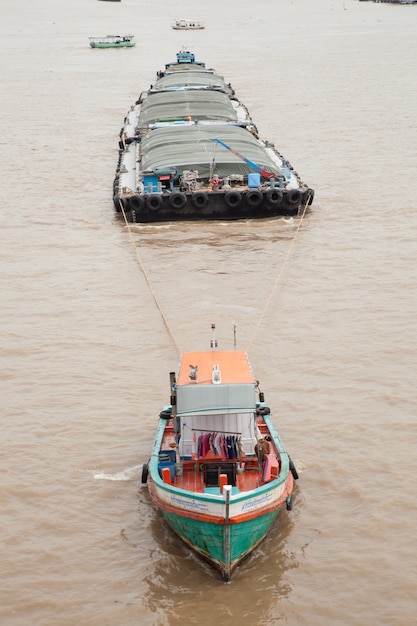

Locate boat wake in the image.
[93,464,142,481]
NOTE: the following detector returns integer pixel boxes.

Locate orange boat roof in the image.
[177,351,256,386]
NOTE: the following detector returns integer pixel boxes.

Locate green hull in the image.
[90,42,135,48]
[163,508,280,580]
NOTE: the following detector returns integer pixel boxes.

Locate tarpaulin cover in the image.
[140,124,282,179]
[154,70,227,91]
[138,90,237,126]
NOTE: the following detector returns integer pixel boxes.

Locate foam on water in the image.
[93,465,143,481]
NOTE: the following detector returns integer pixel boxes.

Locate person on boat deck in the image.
[255,437,271,462]
[211,176,223,191]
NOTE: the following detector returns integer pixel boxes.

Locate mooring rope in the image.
[119,192,311,357]
[245,195,312,352]
[119,200,182,354]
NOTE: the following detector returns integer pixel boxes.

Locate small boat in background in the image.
[142,325,298,581]
[171,19,205,30]
[89,35,135,48]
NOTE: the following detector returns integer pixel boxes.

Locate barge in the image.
[113,50,314,223]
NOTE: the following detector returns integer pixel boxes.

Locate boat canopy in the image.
[140,124,283,179]
[153,71,226,92]
[138,90,238,126]
[177,383,257,416]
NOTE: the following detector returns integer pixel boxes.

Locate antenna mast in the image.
[210,323,218,350]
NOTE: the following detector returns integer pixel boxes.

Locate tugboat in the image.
[142,325,299,580]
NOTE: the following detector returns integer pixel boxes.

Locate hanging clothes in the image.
[196,431,242,460]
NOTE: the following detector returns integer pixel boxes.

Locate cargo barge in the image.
[113,50,314,223]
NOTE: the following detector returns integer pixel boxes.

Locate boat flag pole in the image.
[211,137,275,179]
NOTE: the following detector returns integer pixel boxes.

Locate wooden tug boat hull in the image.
[114,50,314,223]
[143,337,298,580]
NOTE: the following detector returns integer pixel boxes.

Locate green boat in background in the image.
[89,35,135,49]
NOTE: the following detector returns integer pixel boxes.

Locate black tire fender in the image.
[191,191,209,208]
[257,406,271,416]
[289,457,299,480]
[146,194,163,210]
[169,192,187,209]
[114,196,127,213]
[266,189,283,205]
[141,463,149,484]
[246,189,263,208]
[129,195,144,212]
[287,189,302,205]
[224,190,242,208]
[304,188,315,205]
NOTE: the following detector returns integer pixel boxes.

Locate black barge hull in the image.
[114,187,314,223]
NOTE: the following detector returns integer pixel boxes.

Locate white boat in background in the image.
[171,19,205,30]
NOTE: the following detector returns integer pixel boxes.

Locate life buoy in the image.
[129,194,144,212]
[245,189,263,208]
[141,463,149,484]
[289,457,299,480]
[159,409,172,420]
[224,190,242,208]
[287,189,302,206]
[169,191,187,209]
[146,194,163,210]
[266,189,283,205]
[191,191,209,208]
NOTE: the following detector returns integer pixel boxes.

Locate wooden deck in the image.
[172,457,263,492]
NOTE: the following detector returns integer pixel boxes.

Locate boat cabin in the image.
[174,352,263,480]
[164,49,206,70]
